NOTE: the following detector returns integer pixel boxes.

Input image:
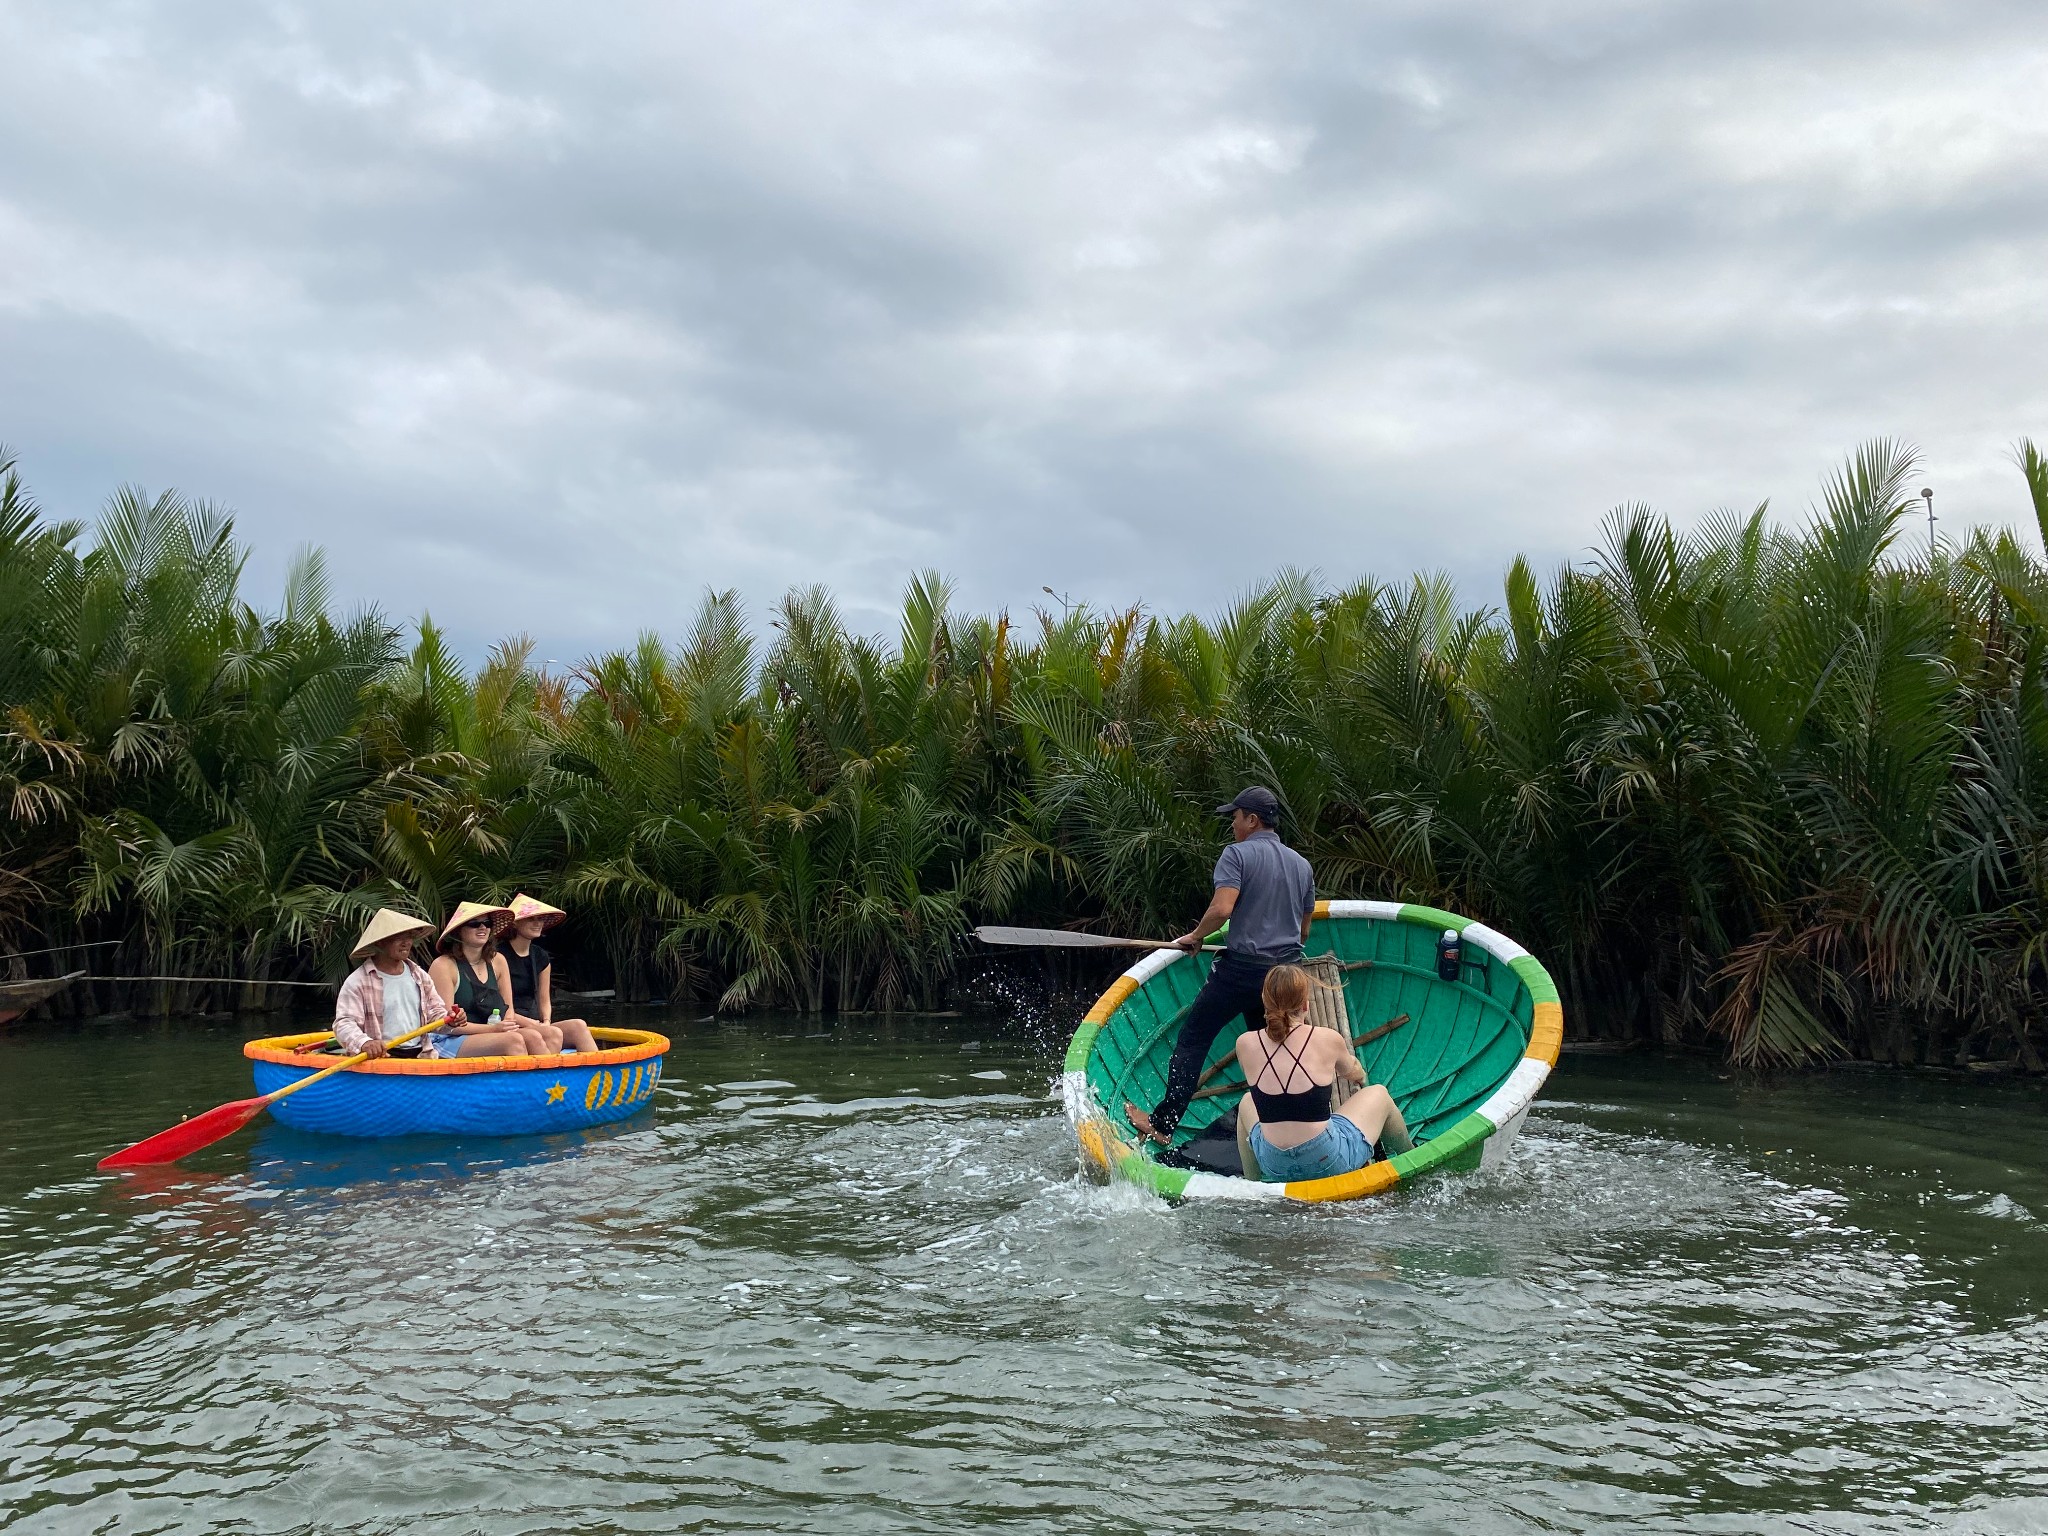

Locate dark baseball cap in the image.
[1216,786,1281,822]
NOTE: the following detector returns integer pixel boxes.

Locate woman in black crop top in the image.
[501,893,599,1054]
[1233,964,1413,1184]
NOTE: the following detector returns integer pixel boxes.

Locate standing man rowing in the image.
[1126,786,1315,1146]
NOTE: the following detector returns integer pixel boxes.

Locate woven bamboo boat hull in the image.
[1063,901,1562,1204]
[243,1027,669,1139]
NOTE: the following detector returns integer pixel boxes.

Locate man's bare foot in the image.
[1124,1102,1170,1145]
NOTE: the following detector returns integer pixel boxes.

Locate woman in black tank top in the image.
[1233,964,1413,1184]
[422,902,552,1057]
[451,952,508,1019]
[501,893,599,1054]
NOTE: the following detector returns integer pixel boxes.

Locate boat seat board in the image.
[1301,952,1361,1109]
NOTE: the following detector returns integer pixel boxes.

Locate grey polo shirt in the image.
[1214,828,1315,964]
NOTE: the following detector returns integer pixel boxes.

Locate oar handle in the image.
[972,926,1224,953]
[261,1017,448,1106]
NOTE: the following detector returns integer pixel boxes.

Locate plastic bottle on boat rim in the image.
[1437,929,1460,981]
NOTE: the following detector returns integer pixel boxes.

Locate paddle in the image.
[973,926,1223,953]
[97,1016,448,1169]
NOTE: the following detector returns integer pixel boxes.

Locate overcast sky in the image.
[3,2,2046,657]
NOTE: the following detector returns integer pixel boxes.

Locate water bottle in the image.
[1436,929,1460,981]
[488,1008,503,1024]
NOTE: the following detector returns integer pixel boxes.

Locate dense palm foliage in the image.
[6,440,2048,1066]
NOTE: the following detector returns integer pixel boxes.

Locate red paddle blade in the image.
[98,1097,268,1169]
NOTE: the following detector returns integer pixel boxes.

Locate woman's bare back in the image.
[1236,1022,1353,1090]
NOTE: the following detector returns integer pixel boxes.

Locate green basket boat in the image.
[1062,900,1563,1203]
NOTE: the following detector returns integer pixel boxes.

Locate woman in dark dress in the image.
[427,903,554,1056]
[501,893,599,1054]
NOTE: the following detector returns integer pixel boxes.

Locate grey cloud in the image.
[1,1,2045,657]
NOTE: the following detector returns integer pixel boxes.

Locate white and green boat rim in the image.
[1062,899,1564,1203]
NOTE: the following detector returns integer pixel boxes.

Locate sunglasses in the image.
[463,918,493,931]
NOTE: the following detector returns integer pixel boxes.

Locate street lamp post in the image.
[1921,487,1935,558]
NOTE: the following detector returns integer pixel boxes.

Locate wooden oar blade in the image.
[973,926,1139,949]
[97,1097,268,1169]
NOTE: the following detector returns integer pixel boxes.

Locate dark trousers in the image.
[1150,953,1279,1138]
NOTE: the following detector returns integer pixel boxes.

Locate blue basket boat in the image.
[243,1027,670,1139]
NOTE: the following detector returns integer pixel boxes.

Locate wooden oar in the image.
[1194,1043,1243,1092]
[973,926,1223,953]
[1352,1012,1410,1049]
[98,1017,446,1169]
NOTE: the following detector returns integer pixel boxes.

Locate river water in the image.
[3,1014,2046,1534]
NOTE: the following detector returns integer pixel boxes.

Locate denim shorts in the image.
[423,1030,466,1061]
[1249,1116,1374,1182]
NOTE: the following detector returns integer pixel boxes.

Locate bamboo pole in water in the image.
[80,974,335,989]
[1,940,123,961]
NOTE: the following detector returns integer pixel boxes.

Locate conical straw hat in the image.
[506,892,568,930]
[350,908,436,962]
[440,901,515,944]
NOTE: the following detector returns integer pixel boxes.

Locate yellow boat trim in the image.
[244,1027,670,1075]
[1527,1001,1563,1066]
[1082,975,1140,1025]
[1075,1116,1119,1177]
[1285,1158,1402,1203]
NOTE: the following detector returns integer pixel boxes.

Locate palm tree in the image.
[6,440,2048,1064]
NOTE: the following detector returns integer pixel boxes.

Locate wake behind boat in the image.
[1063,900,1561,1202]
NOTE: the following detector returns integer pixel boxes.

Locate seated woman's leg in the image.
[1234,1094,1263,1182]
[555,1017,598,1052]
[455,1031,528,1058]
[1336,1084,1414,1155]
[529,1021,565,1052]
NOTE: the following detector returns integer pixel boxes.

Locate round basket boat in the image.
[1062,901,1562,1203]
[243,1027,670,1139]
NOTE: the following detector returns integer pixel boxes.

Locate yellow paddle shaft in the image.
[263,1016,448,1105]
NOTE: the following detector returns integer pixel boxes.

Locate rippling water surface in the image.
[4,1014,2047,1534]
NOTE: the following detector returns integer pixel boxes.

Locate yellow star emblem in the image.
[546,1082,566,1103]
